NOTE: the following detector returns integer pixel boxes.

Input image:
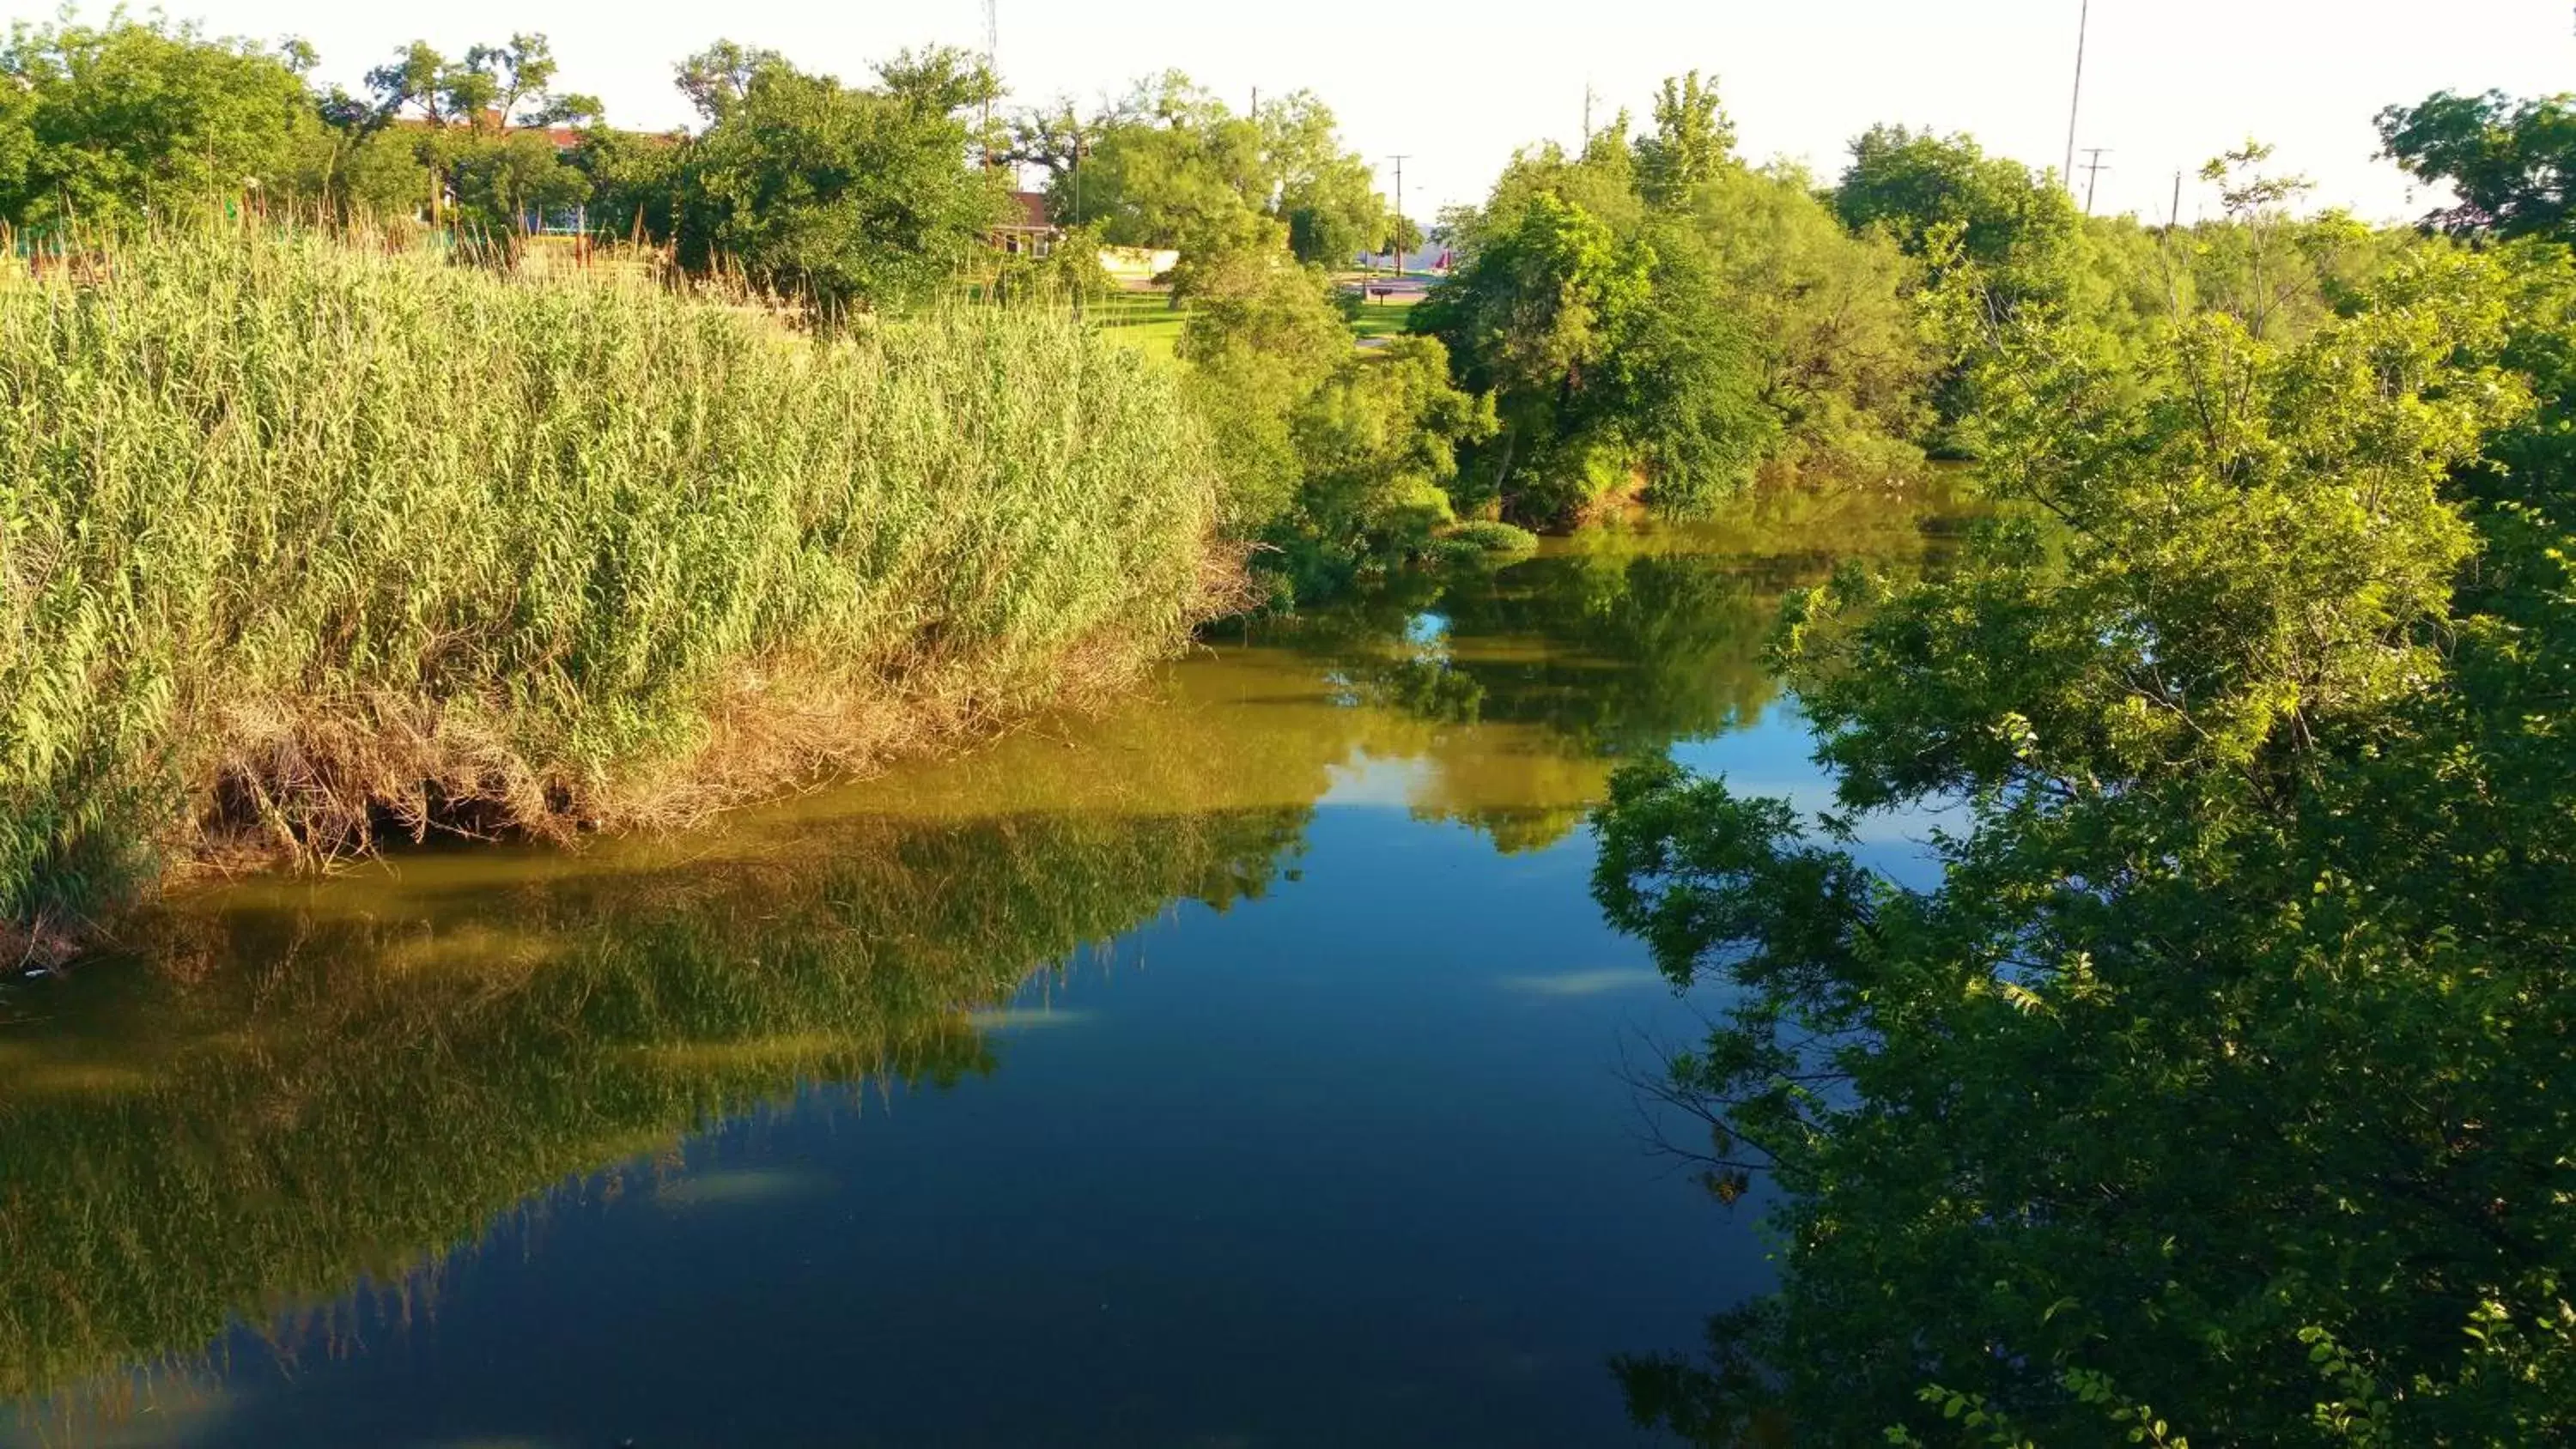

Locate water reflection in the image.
[1263,481,1960,851]
[0,481,1959,1445]
[0,805,1303,1421]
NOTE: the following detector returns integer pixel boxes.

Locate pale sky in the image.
[53,1,2576,223]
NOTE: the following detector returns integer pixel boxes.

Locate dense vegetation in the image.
[15,28,2571,1441]
[1594,100,2576,1446]
[0,16,1979,601]
[1418,76,1935,525]
[0,225,1229,943]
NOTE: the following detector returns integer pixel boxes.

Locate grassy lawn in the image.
[1099,310,1189,362]
[1090,288,1192,364]
[1082,282,1426,361]
[1349,294,1419,343]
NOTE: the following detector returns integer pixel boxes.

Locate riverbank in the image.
[0,226,1237,961]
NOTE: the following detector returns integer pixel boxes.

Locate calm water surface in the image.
[0,493,1957,1448]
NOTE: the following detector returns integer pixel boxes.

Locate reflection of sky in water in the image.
[1670,700,1961,894]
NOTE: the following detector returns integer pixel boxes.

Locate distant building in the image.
[1098,246,1181,282]
[993,191,1060,258]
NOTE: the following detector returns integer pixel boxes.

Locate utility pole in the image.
[1387,155,1411,276]
[2169,168,2183,231]
[2062,0,2091,196]
[1582,82,1596,146]
[2080,147,2111,215]
[981,0,999,168]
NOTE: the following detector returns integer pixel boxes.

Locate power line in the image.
[981,0,999,166]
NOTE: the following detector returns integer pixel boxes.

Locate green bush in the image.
[0,223,1235,933]
[1444,519,1540,555]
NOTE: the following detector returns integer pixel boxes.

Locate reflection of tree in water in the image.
[1268,482,1962,851]
[0,803,1303,1414]
[0,480,1966,1413]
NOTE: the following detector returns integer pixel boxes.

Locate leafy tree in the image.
[1424,77,1964,520]
[2377,89,2576,242]
[1173,246,1492,596]
[361,33,598,131]
[1591,219,2573,1446]
[313,130,434,218]
[1834,124,2081,312]
[0,15,327,227]
[1608,222,1776,514]
[1263,90,1386,267]
[873,44,1003,121]
[1039,72,1273,264]
[1274,335,1496,585]
[1418,190,1654,521]
[1176,254,1358,530]
[1479,125,1648,248]
[1635,70,1735,207]
[659,43,1004,312]
[572,123,685,239]
[354,33,598,231]
[1004,97,1092,185]
[447,129,588,234]
[1423,129,1783,524]
[1021,74,1388,289]
[673,40,781,124]
[1677,161,1933,476]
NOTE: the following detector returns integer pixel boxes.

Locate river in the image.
[0,486,1959,1448]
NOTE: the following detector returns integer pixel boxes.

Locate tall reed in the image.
[0,223,1236,937]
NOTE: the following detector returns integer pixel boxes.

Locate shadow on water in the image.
[0,478,1964,1445]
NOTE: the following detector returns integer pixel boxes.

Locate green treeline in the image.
[1593,96,2576,1445]
[0,19,1968,597]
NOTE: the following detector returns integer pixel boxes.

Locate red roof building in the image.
[993,191,1059,257]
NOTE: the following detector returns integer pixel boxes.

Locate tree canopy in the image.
[642,43,1004,312]
[1013,74,1388,277]
[1833,124,2081,311]
[1594,156,2576,1446]
[0,15,325,227]
[2378,88,2576,242]
[1419,75,1935,524]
